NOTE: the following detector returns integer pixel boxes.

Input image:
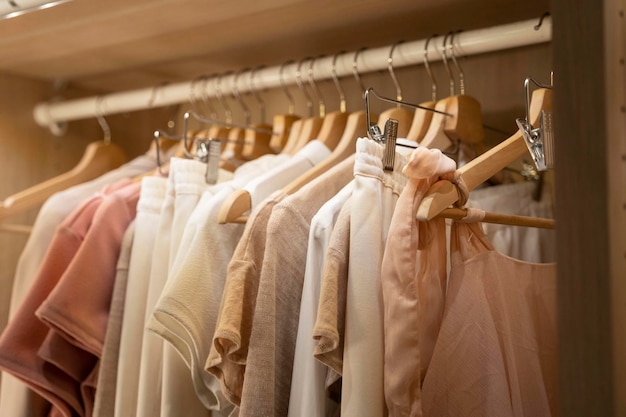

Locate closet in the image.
[0,0,623,416]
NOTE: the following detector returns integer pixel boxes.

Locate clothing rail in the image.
[33,17,551,129]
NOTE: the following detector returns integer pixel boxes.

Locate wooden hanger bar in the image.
[34,18,552,127]
[436,207,555,229]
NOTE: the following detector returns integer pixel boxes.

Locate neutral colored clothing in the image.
[136,158,210,417]
[206,191,284,407]
[342,138,407,417]
[380,147,457,417]
[0,154,156,417]
[422,222,557,417]
[113,177,167,417]
[92,221,135,417]
[243,140,330,208]
[149,154,282,414]
[312,198,352,391]
[287,181,353,417]
[240,156,355,417]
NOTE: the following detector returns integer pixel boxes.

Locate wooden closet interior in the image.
[0,0,623,415]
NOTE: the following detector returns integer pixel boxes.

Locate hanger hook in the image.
[95,96,111,145]
[232,68,251,125]
[279,60,296,115]
[441,32,456,96]
[296,57,314,117]
[352,47,367,99]
[308,55,326,117]
[201,74,219,120]
[534,12,550,30]
[424,35,439,101]
[449,30,465,95]
[250,65,266,124]
[332,50,348,113]
[215,72,233,124]
[189,75,205,114]
[388,40,405,103]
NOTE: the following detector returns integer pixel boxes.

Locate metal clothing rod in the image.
[33,16,552,128]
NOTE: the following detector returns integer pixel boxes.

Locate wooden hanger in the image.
[281,52,365,196]
[276,118,304,154]
[282,110,367,196]
[0,140,126,221]
[406,35,441,143]
[241,124,273,160]
[419,32,484,151]
[416,87,553,221]
[269,61,302,153]
[436,207,555,229]
[418,94,484,151]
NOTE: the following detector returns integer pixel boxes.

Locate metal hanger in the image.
[270,60,303,152]
[406,34,440,142]
[283,56,324,154]
[375,41,415,139]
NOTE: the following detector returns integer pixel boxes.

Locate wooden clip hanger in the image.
[417,87,553,222]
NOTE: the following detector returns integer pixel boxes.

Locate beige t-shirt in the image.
[239,156,355,417]
[205,190,285,407]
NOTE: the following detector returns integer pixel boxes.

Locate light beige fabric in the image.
[238,156,355,417]
[422,221,557,417]
[206,191,284,407]
[312,197,352,398]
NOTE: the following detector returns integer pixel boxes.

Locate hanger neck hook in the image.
[332,50,347,113]
[189,75,204,114]
[441,32,456,96]
[202,74,219,120]
[352,47,367,99]
[232,68,251,125]
[388,41,404,104]
[424,35,438,101]
[449,30,465,95]
[308,56,326,117]
[296,57,314,117]
[216,72,233,124]
[95,96,111,145]
[250,66,266,124]
[279,60,296,115]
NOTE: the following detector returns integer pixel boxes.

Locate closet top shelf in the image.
[0,0,548,92]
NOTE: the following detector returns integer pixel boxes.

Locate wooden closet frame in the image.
[553,0,626,415]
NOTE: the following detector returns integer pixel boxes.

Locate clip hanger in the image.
[515,77,554,171]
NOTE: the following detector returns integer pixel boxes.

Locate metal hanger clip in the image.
[515,77,554,172]
[193,137,222,184]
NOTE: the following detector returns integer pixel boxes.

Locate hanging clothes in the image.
[0,153,157,417]
[342,138,408,417]
[239,155,354,417]
[422,221,558,417]
[288,181,353,417]
[92,219,136,417]
[111,176,167,417]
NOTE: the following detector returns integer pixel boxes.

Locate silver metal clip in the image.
[516,77,554,172]
[382,119,398,171]
[194,138,221,184]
